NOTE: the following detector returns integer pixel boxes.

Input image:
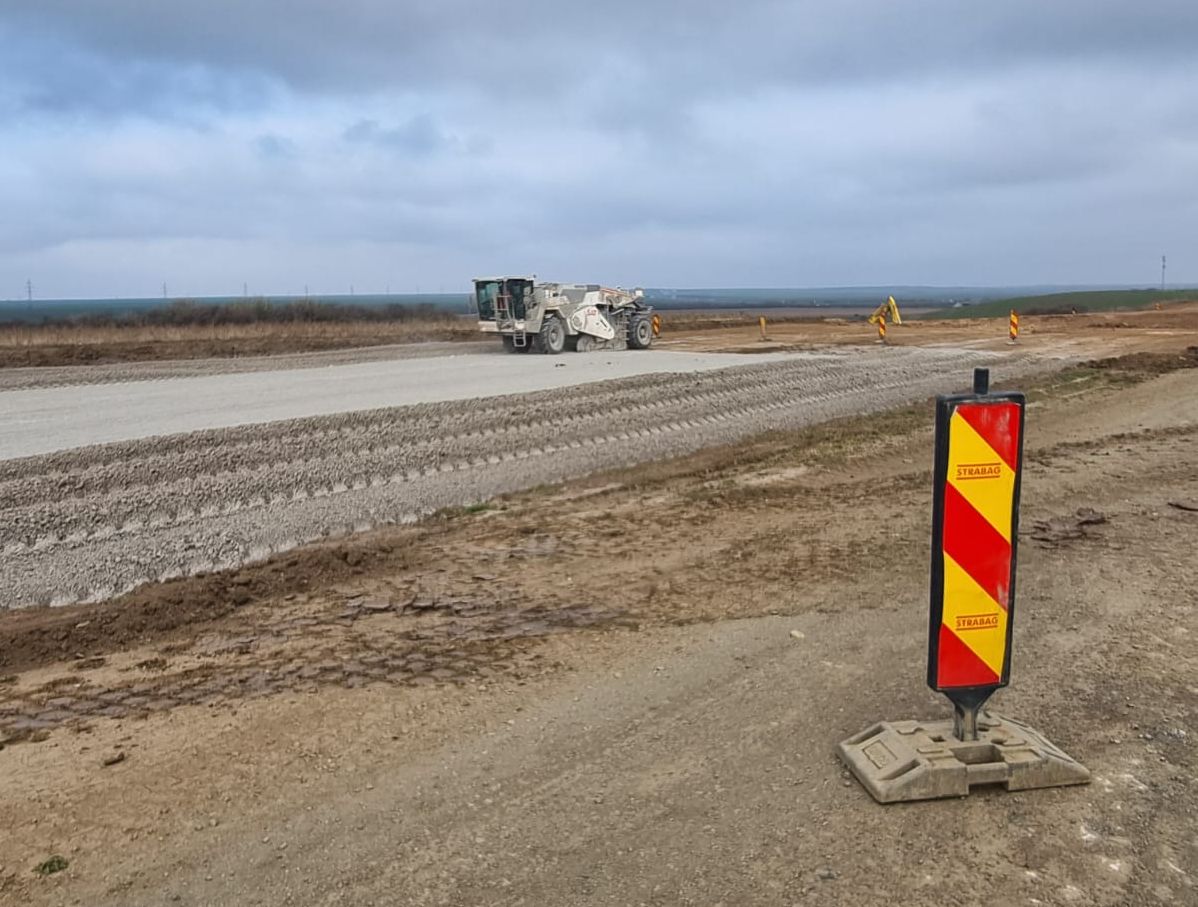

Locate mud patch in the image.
[1083,346,1198,375]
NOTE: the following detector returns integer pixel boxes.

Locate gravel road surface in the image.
[1,345,1042,608]
[0,348,796,458]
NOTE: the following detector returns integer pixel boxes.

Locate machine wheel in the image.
[575,334,596,353]
[628,315,654,349]
[536,316,566,354]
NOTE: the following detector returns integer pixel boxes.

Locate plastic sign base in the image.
[838,713,1090,803]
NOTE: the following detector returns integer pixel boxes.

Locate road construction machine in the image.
[473,276,658,353]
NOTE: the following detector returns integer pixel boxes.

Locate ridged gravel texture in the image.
[1,346,1047,608]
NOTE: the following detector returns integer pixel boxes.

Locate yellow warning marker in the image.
[877,311,887,344]
[651,313,662,337]
[758,315,768,341]
[1008,310,1019,344]
[869,295,902,327]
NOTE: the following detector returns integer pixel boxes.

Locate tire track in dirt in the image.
[0,598,635,745]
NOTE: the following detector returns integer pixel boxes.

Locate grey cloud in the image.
[255,133,297,159]
[1,2,1196,295]
[0,23,274,121]
[343,116,453,156]
[7,2,1198,104]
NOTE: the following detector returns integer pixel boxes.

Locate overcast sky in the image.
[2,1,1196,298]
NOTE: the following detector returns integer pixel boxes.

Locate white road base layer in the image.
[0,346,1049,608]
[0,349,804,460]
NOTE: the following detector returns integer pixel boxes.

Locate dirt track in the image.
[661,301,1198,358]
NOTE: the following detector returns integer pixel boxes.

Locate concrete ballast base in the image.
[838,712,1091,803]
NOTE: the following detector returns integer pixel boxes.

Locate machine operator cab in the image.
[473,276,535,331]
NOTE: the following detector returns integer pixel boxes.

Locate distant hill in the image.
[931,288,1198,319]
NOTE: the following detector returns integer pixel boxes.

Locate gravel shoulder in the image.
[0,353,1195,906]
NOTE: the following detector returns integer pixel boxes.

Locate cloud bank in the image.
[2,1,1196,296]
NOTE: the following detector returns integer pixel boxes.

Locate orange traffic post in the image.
[838,368,1090,802]
[1008,310,1019,344]
[877,312,887,344]
[652,313,662,337]
[758,315,767,341]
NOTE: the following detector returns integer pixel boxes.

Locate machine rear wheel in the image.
[537,316,566,354]
[628,316,654,349]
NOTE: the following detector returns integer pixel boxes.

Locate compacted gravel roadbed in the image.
[0,348,800,458]
[1,346,1038,608]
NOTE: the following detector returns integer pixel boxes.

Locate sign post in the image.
[837,368,1090,802]
[1009,310,1019,343]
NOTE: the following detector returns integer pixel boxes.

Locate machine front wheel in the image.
[628,316,654,349]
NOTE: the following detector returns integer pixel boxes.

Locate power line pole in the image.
[24,279,33,365]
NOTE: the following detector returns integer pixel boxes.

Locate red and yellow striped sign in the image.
[1009,310,1019,342]
[928,395,1025,691]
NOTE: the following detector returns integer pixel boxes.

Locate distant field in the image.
[0,304,871,369]
[933,288,1198,319]
[5,292,1194,368]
